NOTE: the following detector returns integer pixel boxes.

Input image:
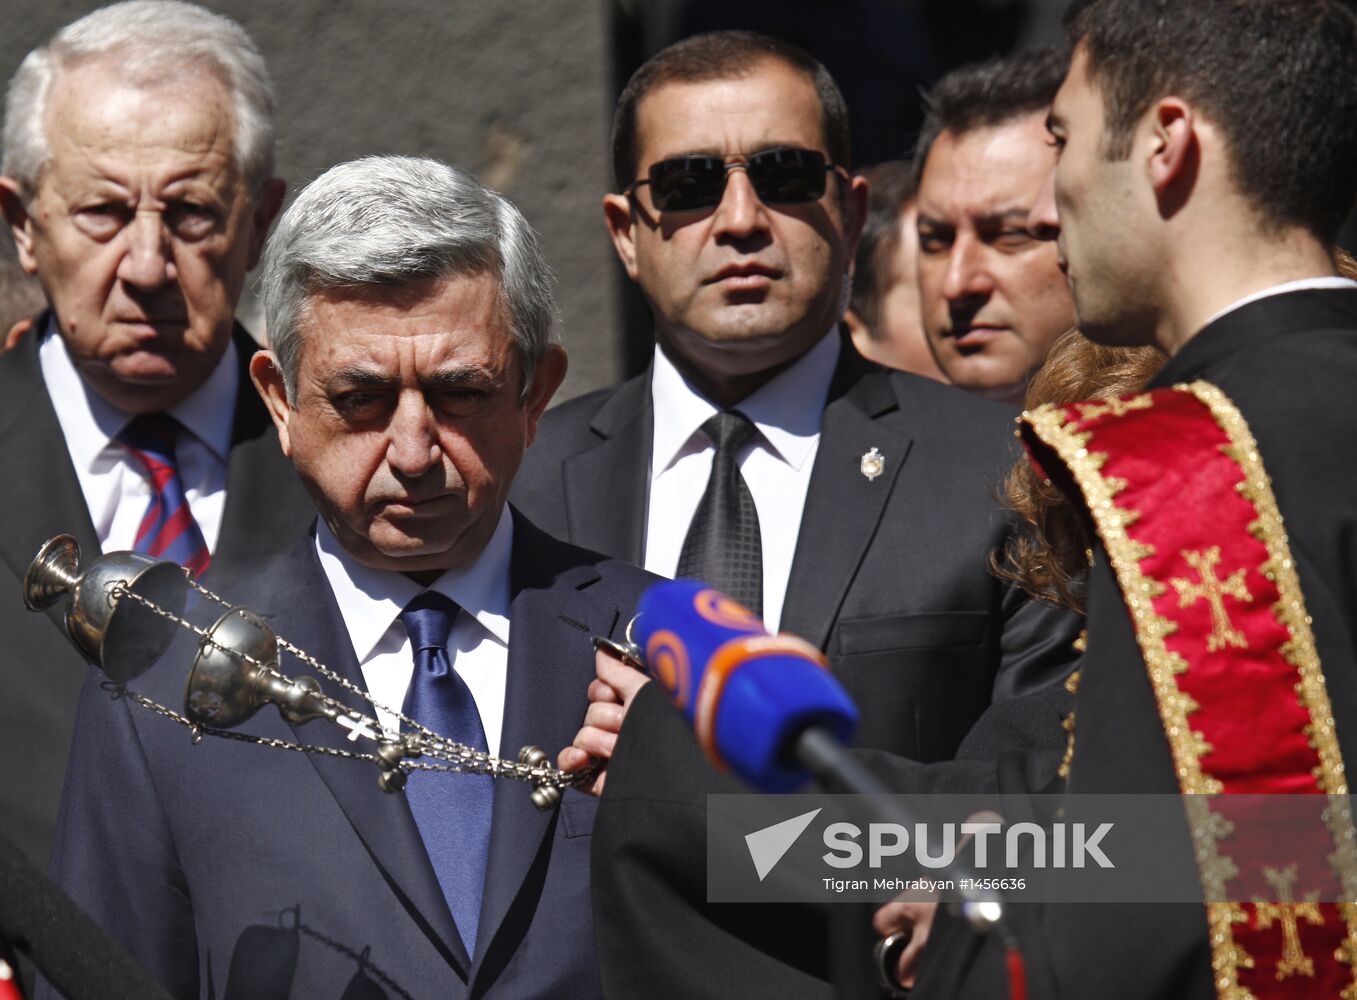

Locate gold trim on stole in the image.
[1022,381,1357,999]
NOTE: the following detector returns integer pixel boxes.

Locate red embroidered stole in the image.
[1022,381,1357,999]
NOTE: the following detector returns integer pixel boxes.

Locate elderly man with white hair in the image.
[0,0,310,875]
[46,154,652,1000]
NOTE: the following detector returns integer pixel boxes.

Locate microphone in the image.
[625,580,1024,999]
[630,579,859,792]
[626,581,1023,996]
[0,829,172,1000]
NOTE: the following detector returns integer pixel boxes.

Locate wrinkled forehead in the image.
[38,55,240,179]
[296,276,515,358]
[918,113,1055,218]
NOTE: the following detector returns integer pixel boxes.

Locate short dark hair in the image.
[850,160,917,334]
[611,30,852,191]
[912,47,1070,185]
[1067,0,1357,242]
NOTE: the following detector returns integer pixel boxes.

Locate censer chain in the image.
[108,578,596,789]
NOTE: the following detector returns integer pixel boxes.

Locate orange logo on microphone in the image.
[693,633,831,770]
[646,629,693,709]
[693,589,764,633]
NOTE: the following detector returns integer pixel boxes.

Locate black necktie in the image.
[399,591,492,957]
[676,410,763,616]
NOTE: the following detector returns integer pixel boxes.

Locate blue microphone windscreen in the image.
[634,579,859,791]
[635,579,764,719]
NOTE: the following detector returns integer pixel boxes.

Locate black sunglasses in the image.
[628,148,844,213]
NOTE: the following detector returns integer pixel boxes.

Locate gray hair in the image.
[261,156,558,402]
[2,0,275,198]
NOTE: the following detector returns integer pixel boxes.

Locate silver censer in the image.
[25,534,595,810]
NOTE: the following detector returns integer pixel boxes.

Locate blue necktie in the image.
[399,591,493,958]
[117,413,210,575]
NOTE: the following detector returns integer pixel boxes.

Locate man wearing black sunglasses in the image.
[511,29,1080,998]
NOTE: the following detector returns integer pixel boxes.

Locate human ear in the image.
[603,193,641,280]
[839,172,870,259]
[249,350,294,457]
[0,177,39,274]
[522,344,568,448]
[1146,98,1198,213]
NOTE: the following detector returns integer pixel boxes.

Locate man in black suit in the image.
[885,1,1357,995]
[516,29,1078,763]
[508,31,1079,998]
[0,0,308,878]
[46,155,654,999]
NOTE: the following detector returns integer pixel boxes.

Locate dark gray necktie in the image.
[676,410,763,616]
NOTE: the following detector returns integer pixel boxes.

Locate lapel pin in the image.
[860,447,885,482]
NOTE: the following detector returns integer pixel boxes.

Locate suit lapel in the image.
[248,536,472,978]
[0,317,101,634]
[780,351,913,650]
[471,513,618,978]
[561,373,651,563]
[0,319,306,600]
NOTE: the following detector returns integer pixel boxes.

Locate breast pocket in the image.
[829,612,994,762]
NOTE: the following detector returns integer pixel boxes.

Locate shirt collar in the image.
[172,335,239,462]
[314,507,514,663]
[38,315,239,467]
[650,328,840,474]
[1198,277,1357,331]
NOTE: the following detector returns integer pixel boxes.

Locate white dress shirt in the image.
[315,510,513,757]
[40,318,235,554]
[644,329,840,632]
[1200,275,1357,329]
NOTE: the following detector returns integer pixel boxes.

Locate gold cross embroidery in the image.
[1255,865,1324,980]
[1170,546,1253,652]
[1077,395,1154,421]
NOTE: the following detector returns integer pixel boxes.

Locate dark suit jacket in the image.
[513,337,1080,757]
[915,288,1357,1000]
[0,319,313,871]
[44,512,656,1000]
[510,336,1081,997]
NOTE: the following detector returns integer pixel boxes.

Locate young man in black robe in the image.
[899,1,1357,996]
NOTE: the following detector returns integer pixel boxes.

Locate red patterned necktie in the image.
[117,413,211,576]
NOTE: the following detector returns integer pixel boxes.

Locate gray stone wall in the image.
[0,0,621,401]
